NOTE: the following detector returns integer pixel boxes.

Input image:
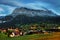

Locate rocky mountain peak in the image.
[11,7,57,17]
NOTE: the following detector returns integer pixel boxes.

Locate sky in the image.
[0,0,60,16]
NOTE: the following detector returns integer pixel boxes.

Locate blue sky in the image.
[0,0,60,16]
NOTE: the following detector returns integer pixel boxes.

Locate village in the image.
[0,24,60,37]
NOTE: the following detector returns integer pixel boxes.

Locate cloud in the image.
[0,0,52,10]
[0,0,58,9]
[0,0,48,7]
[24,2,51,9]
[0,13,5,16]
[0,0,24,7]
[0,7,4,13]
[0,0,60,9]
[0,8,4,11]
[0,4,16,16]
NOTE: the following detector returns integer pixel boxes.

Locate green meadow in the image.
[0,33,53,40]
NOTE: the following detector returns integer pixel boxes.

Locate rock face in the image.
[11,7,57,17]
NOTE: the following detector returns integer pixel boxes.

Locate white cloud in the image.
[0,7,4,13]
[0,14,6,16]
[0,5,16,16]
[0,0,53,9]
[8,6,16,14]
[8,1,51,10]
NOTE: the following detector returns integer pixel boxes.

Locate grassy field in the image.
[0,32,60,40]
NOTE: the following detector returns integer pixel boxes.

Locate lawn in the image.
[0,32,60,40]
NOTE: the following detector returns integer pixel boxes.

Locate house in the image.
[28,25,40,34]
[58,27,60,29]
[9,32,15,37]
[1,28,7,33]
[13,28,20,36]
[14,28,23,36]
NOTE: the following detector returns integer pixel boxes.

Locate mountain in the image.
[11,7,57,17]
[0,7,60,27]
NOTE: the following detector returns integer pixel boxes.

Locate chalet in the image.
[58,27,60,29]
[14,28,23,36]
[14,28,20,36]
[9,32,15,37]
[2,29,7,33]
[28,25,40,34]
[1,28,7,33]
[8,27,14,31]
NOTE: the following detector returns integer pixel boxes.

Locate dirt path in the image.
[48,32,60,40]
[31,32,60,40]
